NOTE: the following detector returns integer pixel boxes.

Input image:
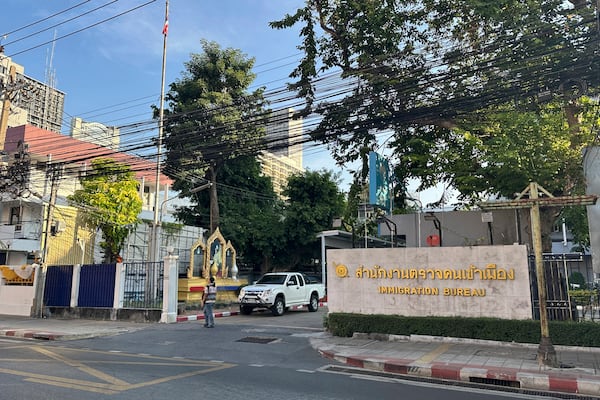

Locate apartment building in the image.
[261,108,304,197]
[0,54,64,134]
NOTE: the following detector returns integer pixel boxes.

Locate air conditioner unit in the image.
[51,220,66,235]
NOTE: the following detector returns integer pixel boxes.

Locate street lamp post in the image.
[155,182,212,257]
[406,197,423,247]
[159,182,212,222]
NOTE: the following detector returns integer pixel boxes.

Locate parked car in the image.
[238,272,326,316]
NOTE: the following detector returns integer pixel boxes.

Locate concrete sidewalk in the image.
[1,313,599,397]
[0,314,149,340]
[309,332,600,398]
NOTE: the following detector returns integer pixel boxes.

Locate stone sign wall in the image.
[327,245,532,320]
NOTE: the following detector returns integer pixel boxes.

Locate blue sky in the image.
[1,0,447,204]
[1,1,305,124]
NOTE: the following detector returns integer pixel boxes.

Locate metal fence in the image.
[44,265,74,307]
[529,253,581,321]
[123,261,163,309]
[79,264,116,307]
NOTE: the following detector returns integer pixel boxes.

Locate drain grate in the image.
[237,336,277,344]
[469,376,520,388]
[322,366,597,399]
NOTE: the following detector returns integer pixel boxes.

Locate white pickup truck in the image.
[238,272,326,316]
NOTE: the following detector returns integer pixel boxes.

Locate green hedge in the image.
[325,313,600,347]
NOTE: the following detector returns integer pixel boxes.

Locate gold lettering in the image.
[378,286,442,295]
[485,264,497,280]
[441,287,487,297]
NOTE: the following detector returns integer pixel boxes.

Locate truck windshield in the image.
[256,274,287,285]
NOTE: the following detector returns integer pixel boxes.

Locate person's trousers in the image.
[203,302,215,327]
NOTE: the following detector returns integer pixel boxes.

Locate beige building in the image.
[261,108,304,197]
[259,151,304,196]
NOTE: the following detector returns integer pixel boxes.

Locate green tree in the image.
[428,102,597,248]
[279,170,345,271]
[68,158,142,263]
[161,40,269,234]
[271,1,599,250]
[176,155,285,273]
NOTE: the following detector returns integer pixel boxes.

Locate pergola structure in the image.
[480,182,598,367]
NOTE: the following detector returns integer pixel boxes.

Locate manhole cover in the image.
[237,336,278,344]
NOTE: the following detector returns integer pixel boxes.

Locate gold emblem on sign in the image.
[334,263,348,278]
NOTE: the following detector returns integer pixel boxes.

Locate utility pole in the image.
[33,162,62,318]
[41,164,62,264]
[480,182,597,367]
[0,63,16,149]
[0,50,33,150]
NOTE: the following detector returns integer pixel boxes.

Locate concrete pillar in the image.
[70,264,81,308]
[161,252,179,323]
[30,263,44,318]
[113,262,125,309]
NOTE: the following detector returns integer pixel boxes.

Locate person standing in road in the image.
[202,276,217,328]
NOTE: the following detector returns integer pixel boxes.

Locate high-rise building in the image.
[261,108,304,197]
[265,108,303,165]
[0,53,65,134]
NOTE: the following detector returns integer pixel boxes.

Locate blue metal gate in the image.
[78,264,116,307]
[123,262,163,308]
[44,265,73,307]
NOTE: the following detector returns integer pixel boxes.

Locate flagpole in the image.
[152,0,168,263]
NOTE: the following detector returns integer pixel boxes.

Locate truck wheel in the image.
[271,296,285,316]
[240,305,254,315]
[308,293,319,312]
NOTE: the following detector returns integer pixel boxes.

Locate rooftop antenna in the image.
[45,30,57,89]
[43,30,57,131]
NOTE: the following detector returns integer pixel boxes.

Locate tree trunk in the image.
[261,255,271,275]
[517,207,559,253]
[540,207,560,253]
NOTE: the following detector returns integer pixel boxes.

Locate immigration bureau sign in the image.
[327,245,533,320]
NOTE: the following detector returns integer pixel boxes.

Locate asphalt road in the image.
[0,309,559,400]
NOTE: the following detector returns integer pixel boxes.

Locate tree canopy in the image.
[162,40,270,233]
[271,0,599,249]
[278,169,345,270]
[68,158,142,263]
[271,0,598,190]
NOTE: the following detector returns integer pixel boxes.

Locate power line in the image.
[7,1,158,58]
[2,0,120,47]
[1,0,93,37]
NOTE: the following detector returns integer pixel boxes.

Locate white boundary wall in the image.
[327,245,532,320]
[0,285,34,315]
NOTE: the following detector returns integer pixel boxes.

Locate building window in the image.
[10,206,21,231]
